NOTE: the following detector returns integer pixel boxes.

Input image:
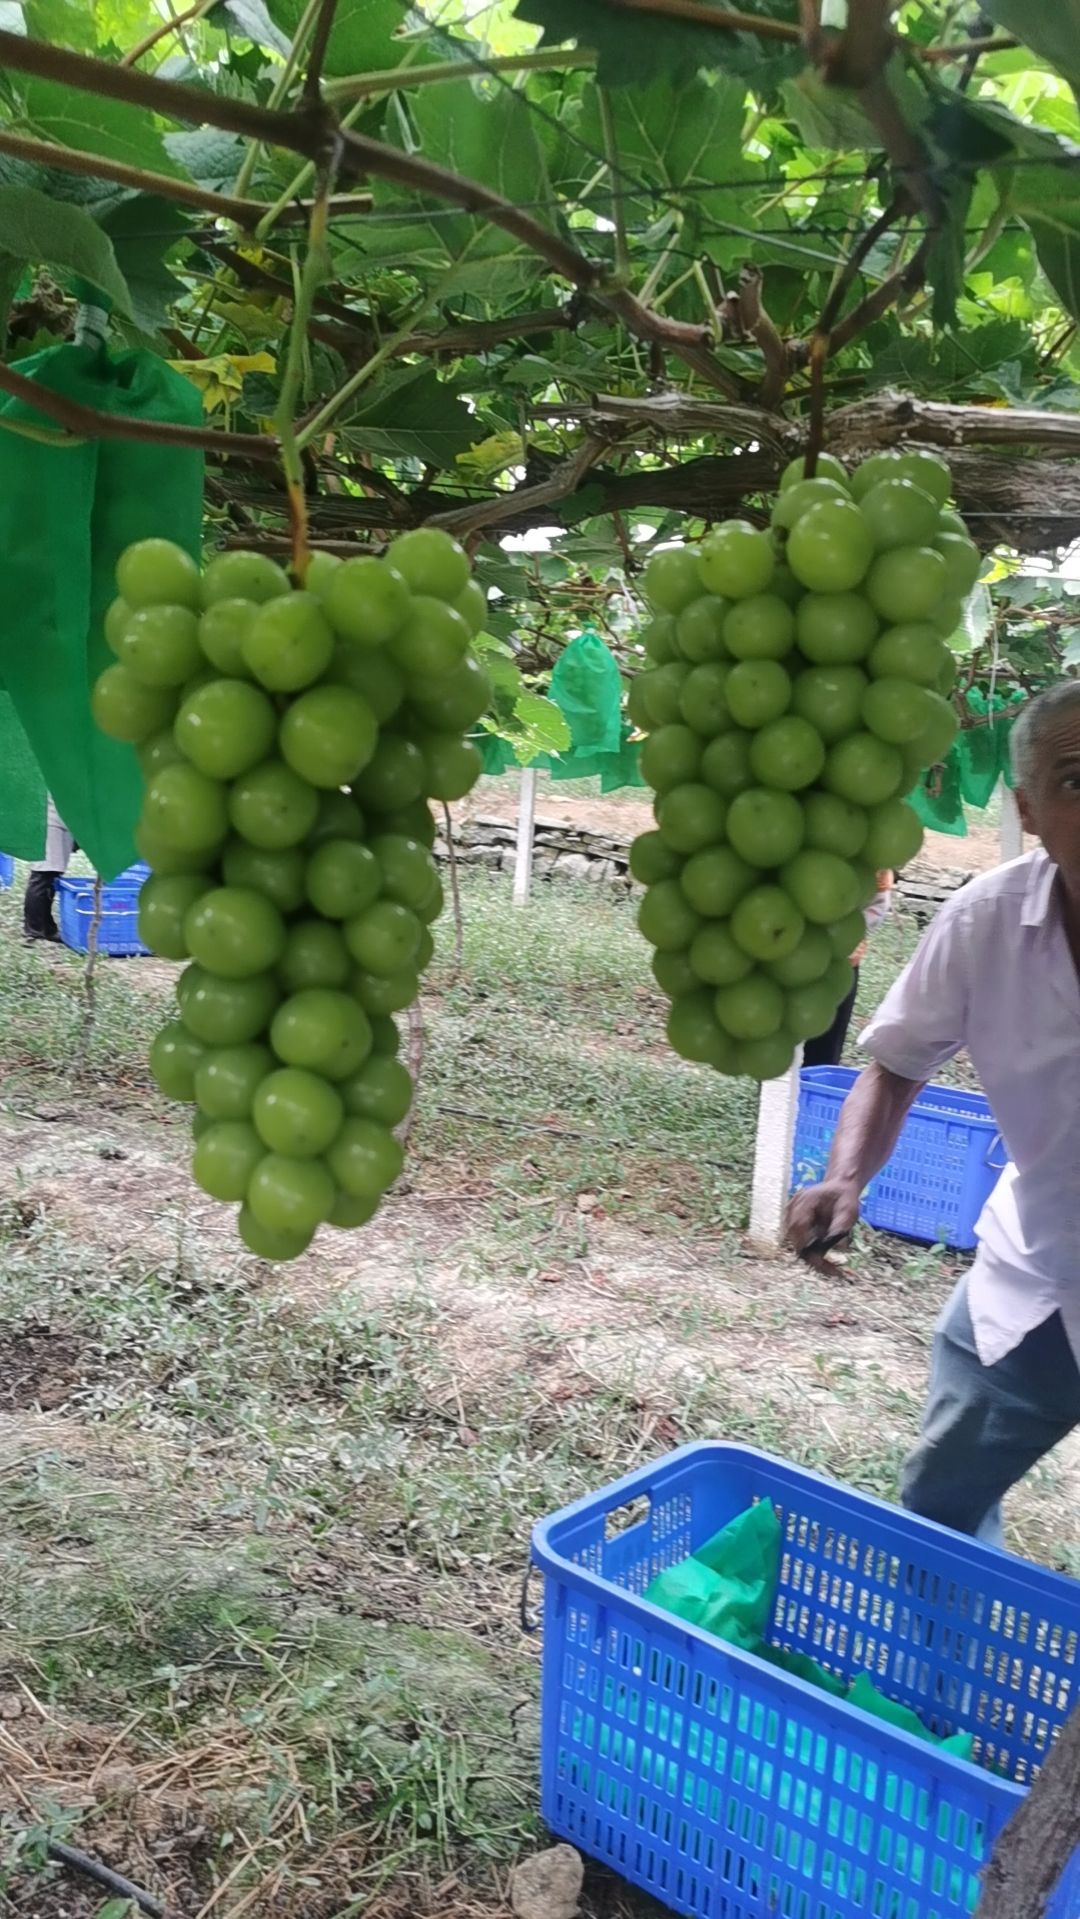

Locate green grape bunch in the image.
[92,530,490,1260]
[629,448,975,1081]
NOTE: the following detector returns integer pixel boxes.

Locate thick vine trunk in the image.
[975,1702,1080,1919]
[216,442,1080,555]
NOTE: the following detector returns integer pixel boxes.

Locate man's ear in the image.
[1015,785,1037,835]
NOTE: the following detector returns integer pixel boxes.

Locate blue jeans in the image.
[901,1276,1080,1547]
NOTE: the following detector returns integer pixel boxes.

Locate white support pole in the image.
[512,767,538,907]
[999,784,1024,864]
[747,1049,803,1254]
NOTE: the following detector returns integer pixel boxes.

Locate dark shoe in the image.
[23,870,61,943]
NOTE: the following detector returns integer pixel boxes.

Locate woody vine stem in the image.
[275,153,336,575]
[272,0,341,575]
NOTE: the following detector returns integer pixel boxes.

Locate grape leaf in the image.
[0,147,131,218]
[23,0,96,47]
[344,84,557,298]
[265,0,417,74]
[864,319,1030,397]
[514,0,801,89]
[928,91,1080,176]
[923,169,975,330]
[0,185,131,312]
[341,366,485,465]
[1009,169,1080,319]
[164,127,249,191]
[782,56,925,152]
[510,690,572,759]
[955,584,993,653]
[98,195,191,336]
[90,0,149,34]
[221,0,291,55]
[22,79,181,176]
[578,72,758,223]
[979,1,1080,98]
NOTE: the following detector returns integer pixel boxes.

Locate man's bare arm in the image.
[786,1062,925,1258]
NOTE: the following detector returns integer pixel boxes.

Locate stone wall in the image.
[434,814,970,913]
[434,815,633,891]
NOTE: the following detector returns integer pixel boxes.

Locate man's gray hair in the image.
[1010,679,1080,787]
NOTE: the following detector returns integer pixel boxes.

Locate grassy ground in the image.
[0,868,1075,1918]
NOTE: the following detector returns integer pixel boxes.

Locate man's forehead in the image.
[1040,714,1080,763]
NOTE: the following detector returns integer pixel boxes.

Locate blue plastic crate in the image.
[791,1066,1006,1251]
[0,852,13,889]
[56,864,150,956]
[531,1442,1080,1919]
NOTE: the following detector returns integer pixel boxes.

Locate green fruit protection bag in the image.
[908,755,967,836]
[0,341,203,877]
[548,628,623,758]
[598,723,649,792]
[955,686,1025,805]
[646,1499,975,1760]
[473,627,647,791]
[646,1498,780,1649]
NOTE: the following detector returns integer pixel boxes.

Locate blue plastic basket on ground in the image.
[0,852,13,889]
[791,1067,1006,1251]
[56,863,150,956]
[531,1442,1080,1919]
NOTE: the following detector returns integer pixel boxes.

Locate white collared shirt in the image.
[859,849,1080,1366]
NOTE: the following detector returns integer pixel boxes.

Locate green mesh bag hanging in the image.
[598,723,648,793]
[908,755,967,835]
[548,628,623,757]
[954,726,1002,810]
[0,341,203,877]
[955,688,1025,808]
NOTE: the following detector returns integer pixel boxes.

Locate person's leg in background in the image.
[900,1275,1080,1545]
[23,868,62,940]
[802,964,860,1069]
[23,796,75,944]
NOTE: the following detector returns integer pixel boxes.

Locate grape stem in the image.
[322,47,596,104]
[232,0,323,200]
[805,195,903,476]
[597,87,630,285]
[293,280,451,455]
[121,0,218,68]
[0,126,267,228]
[799,0,939,460]
[275,0,343,576]
[303,0,341,106]
[276,161,336,577]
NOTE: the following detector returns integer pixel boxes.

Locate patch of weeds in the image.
[0,890,166,1095]
[0,1803,81,1898]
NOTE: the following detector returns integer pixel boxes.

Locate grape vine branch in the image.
[0,6,966,460]
[0,4,1066,564]
[0,8,1078,696]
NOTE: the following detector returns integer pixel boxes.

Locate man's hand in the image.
[786,1180,861,1270]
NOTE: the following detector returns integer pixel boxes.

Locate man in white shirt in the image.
[787,680,1080,1546]
[23,794,74,944]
